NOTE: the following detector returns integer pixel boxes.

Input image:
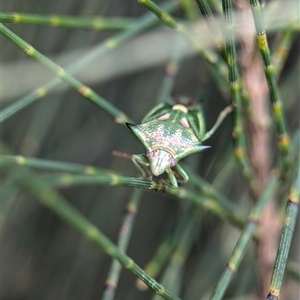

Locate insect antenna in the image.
[112,150,132,161]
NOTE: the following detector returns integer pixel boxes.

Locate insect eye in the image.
[146,151,153,158]
[170,159,176,168]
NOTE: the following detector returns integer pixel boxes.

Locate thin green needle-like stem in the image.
[21,94,61,156]
[180,0,199,21]
[0,13,134,30]
[1,155,247,229]
[166,210,198,273]
[1,155,112,174]
[194,0,227,60]
[272,29,295,78]
[157,37,182,104]
[267,159,300,300]
[46,174,153,189]
[210,174,280,300]
[182,164,245,221]
[0,23,131,124]
[1,170,21,218]
[222,0,259,198]
[0,0,179,123]
[137,232,177,290]
[137,0,228,80]
[103,189,142,300]
[1,155,154,189]
[195,0,253,124]
[1,78,61,122]
[137,206,198,293]
[210,0,223,14]
[17,173,181,300]
[286,260,300,283]
[152,209,199,299]
[166,186,246,230]
[1,154,256,235]
[249,0,291,176]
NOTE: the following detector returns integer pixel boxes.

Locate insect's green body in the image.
[126,102,212,188]
[128,109,204,162]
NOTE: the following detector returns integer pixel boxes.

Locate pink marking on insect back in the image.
[169,130,182,146]
[154,133,164,141]
[169,137,181,146]
[180,117,190,128]
[158,113,170,121]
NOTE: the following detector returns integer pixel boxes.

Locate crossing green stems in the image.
[17,173,181,300]
[210,174,280,300]
[182,163,246,227]
[0,13,134,30]
[1,155,154,189]
[0,23,131,124]
[137,0,228,80]
[102,189,142,300]
[2,154,247,229]
[166,186,246,230]
[0,0,179,123]
[249,0,291,176]
[221,0,259,197]
[194,0,227,60]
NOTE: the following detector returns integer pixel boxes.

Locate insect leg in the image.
[187,104,206,141]
[202,105,233,142]
[141,102,172,122]
[173,163,189,183]
[165,168,179,188]
[132,154,153,179]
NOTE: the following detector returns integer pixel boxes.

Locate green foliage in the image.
[1,0,299,299]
